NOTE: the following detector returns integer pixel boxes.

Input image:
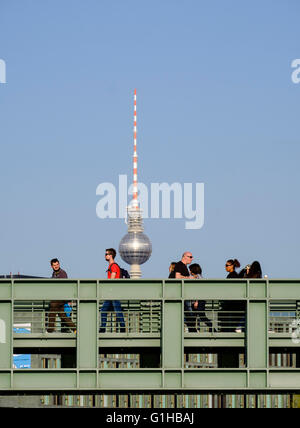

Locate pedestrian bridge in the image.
[0,278,300,394]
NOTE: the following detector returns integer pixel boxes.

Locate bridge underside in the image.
[1,278,300,404]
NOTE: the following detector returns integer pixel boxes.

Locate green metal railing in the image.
[0,278,300,393]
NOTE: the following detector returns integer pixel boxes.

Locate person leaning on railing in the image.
[173,252,194,332]
[189,263,214,333]
[47,258,76,333]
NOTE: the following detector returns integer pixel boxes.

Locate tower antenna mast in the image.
[132,88,138,209]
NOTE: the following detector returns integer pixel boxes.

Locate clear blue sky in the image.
[0,0,299,279]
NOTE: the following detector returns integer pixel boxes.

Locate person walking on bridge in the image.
[99,249,126,333]
[47,259,76,333]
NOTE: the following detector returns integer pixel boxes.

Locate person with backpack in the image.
[99,248,126,333]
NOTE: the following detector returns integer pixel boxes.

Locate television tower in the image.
[119,89,152,278]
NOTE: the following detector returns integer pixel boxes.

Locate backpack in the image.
[64,302,72,317]
[120,268,130,278]
[107,263,130,279]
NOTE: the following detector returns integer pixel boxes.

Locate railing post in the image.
[161,281,184,388]
[0,299,12,390]
[78,301,98,370]
[0,302,12,369]
[247,281,268,388]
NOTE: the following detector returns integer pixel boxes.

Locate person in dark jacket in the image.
[246,261,262,278]
[233,261,262,332]
[168,262,177,278]
[172,252,193,331]
[47,259,76,333]
[220,259,244,332]
[174,252,193,279]
[225,259,241,278]
[50,258,68,279]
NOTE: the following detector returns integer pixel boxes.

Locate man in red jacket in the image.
[99,249,126,333]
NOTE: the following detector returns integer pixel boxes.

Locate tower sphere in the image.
[119,232,152,265]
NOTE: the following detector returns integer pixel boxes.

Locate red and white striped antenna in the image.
[132,88,139,209]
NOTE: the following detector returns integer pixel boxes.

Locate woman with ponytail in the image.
[225,259,241,279]
[221,258,244,332]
